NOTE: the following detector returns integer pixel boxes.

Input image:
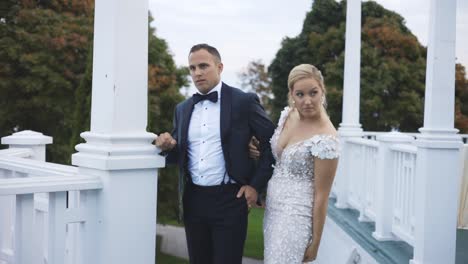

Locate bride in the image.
[251,64,340,263]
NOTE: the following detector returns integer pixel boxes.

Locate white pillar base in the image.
[411,134,462,264]
[72,131,164,264]
[338,124,363,136]
[72,131,164,170]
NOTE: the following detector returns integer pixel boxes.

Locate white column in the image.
[1,130,52,161]
[335,0,363,209]
[71,0,164,263]
[411,0,461,263]
[340,0,362,131]
[372,132,413,241]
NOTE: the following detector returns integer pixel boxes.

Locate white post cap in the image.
[1,130,53,145]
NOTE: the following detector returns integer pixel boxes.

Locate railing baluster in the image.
[358,144,365,219]
[15,194,34,264]
[79,190,98,264]
[48,192,67,264]
[401,159,409,232]
[67,191,80,264]
[394,152,401,224]
[388,144,417,246]
[33,195,47,264]
[0,195,14,263]
[410,154,416,237]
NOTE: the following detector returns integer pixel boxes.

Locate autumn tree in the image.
[1,1,189,221]
[269,0,466,133]
[0,0,94,162]
[455,64,468,133]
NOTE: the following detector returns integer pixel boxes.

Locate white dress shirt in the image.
[187,82,232,186]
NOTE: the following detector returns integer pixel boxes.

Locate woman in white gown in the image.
[262,64,340,263]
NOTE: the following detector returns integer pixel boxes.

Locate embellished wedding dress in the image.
[263,107,340,264]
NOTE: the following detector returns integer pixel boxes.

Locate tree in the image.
[238,60,274,115]
[455,63,468,133]
[1,1,189,221]
[0,0,94,162]
[269,0,443,132]
[146,14,189,222]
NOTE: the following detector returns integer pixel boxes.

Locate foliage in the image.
[238,60,274,115]
[0,1,189,221]
[455,64,468,133]
[269,0,467,133]
[147,14,189,223]
[0,0,94,162]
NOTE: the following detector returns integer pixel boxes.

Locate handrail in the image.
[347,137,380,148]
[0,148,33,158]
[0,155,77,177]
[390,144,418,154]
[0,175,102,195]
[362,131,468,143]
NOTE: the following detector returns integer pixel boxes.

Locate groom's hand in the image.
[237,185,258,208]
[155,132,177,151]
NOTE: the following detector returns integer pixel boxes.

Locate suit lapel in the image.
[178,98,194,222]
[220,83,232,144]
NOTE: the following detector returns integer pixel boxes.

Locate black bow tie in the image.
[192,91,218,104]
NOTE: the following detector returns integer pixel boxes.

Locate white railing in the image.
[1,130,163,264]
[390,144,417,246]
[334,131,466,251]
[346,138,379,222]
[0,144,102,264]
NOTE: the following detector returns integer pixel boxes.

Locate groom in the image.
[156,43,275,264]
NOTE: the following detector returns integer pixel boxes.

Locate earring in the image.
[321,96,327,109]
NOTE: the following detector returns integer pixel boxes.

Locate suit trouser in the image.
[183,183,248,264]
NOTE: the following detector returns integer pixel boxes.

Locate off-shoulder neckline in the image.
[278,134,338,158]
[276,106,337,154]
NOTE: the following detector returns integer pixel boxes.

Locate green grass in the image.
[243,207,265,259]
[159,218,184,227]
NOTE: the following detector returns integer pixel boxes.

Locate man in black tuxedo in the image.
[156,43,275,264]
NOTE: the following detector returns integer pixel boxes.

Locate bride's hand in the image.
[302,244,317,263]
[248,136,260,159]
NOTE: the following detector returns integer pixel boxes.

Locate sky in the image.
[148,0,468,95]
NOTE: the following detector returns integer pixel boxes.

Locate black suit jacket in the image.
[166,83,275,198]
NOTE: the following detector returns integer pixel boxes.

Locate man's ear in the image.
[218,62,224,74]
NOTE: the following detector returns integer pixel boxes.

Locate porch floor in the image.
[327,197,468,264]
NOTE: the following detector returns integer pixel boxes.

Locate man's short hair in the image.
[189,43,222,63]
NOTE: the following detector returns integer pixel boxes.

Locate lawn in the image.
[244,207,265,259]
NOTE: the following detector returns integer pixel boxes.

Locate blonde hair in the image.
[287,64,327,109]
